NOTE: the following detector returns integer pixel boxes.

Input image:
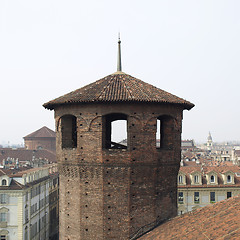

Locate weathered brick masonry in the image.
[44,72,194,239]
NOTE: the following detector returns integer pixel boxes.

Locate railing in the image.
[110,141,127,149]
[129,218,166,240]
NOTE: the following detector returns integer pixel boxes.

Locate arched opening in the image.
[156,115,174,149]
[227,175,231,183]
[61,115,77,149]
[210,175,215,183]
[1,180,6,186]
[103,113,128,149]
[178,175,183,184]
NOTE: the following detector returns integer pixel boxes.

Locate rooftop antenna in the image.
[117,33,122,72]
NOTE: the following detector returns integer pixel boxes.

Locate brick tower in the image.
[43,38,194,239]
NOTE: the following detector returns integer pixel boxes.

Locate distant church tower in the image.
[43,38,194,239]
[207,132,213,150]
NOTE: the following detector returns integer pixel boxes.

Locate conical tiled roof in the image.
[24,126,56,139]
[43,72,194,110]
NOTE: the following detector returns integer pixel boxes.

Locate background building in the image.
[23,126,56,152]
[181,139,196,151]
[0,126,56,169]
[0,164,58,240]
[177,160,240,215]
[0,148,56,168]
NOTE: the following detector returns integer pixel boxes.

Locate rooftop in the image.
[43,72,194,110]
[179,160,240,188]
[44,38,194,111]
[0,148,56,163]
[139,194,240,239]
[24,126,56,139]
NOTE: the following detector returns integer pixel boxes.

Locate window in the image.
[156,119,161,148]
[210,175,215,183]
[227,192,232,199]
[1,180,6,186]
[61,115,77,149]
[194,175,199,184]
[24,226,28,240]
[178,192,184,204]
[30,189,34,199]
[25,209,28,222]
[30,222,38,239]
[210,192,215,202]
[25,192,28,202]
[227,175,231,183]
[0,213,6,222]
[178,175,183,184]
[194,192,200,203]
[30,203,38,215]
[0,195,7,204]
[0,236,6,240]
[103,113,128,149]
[156,115,174,149]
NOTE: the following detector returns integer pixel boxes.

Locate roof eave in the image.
[43,101,195,111]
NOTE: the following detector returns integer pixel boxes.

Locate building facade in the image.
[177,162,240,215]
[24,126,56,152]
[0,165,58,240]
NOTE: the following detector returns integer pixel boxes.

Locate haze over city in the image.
[0,0,240,145]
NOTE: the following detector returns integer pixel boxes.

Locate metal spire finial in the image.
[117,33,122,72]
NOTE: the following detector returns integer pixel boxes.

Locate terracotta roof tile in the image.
[43,72,194,110]
[24,126,55,138]
[139,195,240,239]
[178,163,240,188]
[0,148,56,163]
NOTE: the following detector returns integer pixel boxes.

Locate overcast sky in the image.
[0,0,240,145]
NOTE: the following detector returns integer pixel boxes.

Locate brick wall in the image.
[25,138,56,152]
[55,102,183,239]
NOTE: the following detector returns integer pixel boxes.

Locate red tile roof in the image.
[24,126,55,139]
[0,148,56,163]
[0,168,18,177]
[139,195,240,239]
[179,163,240,188]
[43,72,194,110]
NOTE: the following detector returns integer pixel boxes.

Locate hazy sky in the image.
[0,0,240,145]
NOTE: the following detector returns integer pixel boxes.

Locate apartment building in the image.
[0,164,58,240]
[177,160,240,215]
